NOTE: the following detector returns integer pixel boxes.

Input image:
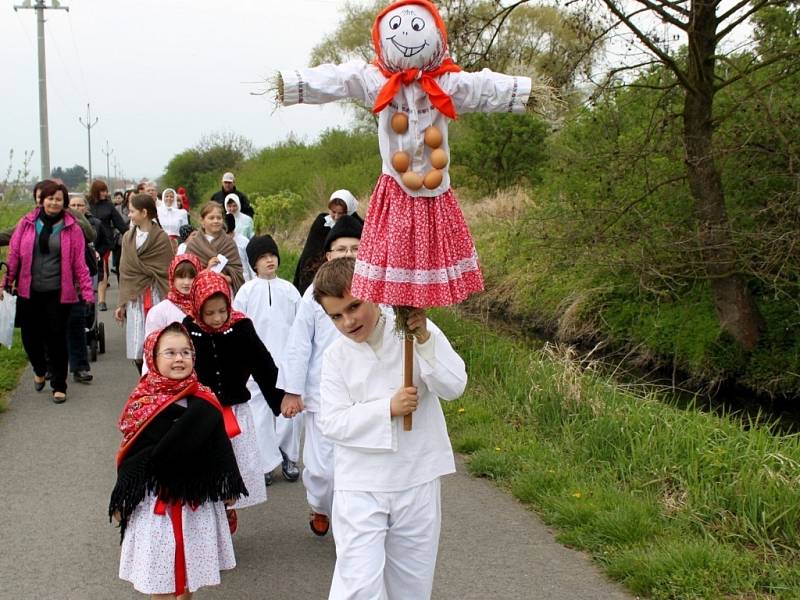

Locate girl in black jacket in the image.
[183,270,283,517]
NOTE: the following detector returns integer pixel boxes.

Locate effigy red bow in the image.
[371,58,462,119]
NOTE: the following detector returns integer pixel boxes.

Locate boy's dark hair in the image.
[312,257,355,305]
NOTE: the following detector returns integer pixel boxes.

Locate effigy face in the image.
[377,4,445,72]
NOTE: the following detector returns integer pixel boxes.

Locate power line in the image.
[13,0,70,180]
[78,103,98,182]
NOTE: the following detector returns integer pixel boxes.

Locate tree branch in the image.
[715,0,772,41]
[714,51,799,92]
[599,0,697,94]
[633,0,688,29]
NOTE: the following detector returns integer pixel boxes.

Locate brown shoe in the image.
[309,512,330,536]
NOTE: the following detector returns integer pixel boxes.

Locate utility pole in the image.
[101,140,113,184]
[14,0,69,180]
[79,103,98,182]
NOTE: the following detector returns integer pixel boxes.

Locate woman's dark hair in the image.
[113,190,124,199]
[173,260,198,280]
[89,179,109,205]
[130,193,158,221]
[32,180,48,204]
[123,189,135,207]
[37,180,69,208]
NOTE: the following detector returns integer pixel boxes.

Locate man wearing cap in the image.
[211,172,254,217]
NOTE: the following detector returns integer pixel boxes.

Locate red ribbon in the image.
[221,405,242,438]
[154,498,187,597]
[143,287,154,318]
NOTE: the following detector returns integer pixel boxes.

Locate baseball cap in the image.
[222,172,235,183]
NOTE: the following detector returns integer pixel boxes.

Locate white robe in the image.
[232,233,255,281]
[320,311,466,600]
[156,204,189,237]
[233,277,301,467]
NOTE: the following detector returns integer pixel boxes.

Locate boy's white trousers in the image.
[328,478,442,600]
[303,411,335,516]
[277,413,302,462]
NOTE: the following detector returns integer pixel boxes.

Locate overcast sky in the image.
[2,0,360,182]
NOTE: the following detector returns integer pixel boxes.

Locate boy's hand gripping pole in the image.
[403,336,413,431]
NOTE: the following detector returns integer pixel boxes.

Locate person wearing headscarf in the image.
[109,323,246,597]
[183,271,284,521]
[224,213,254,282]
[233,235,302,485]
[145,253,204,337]
[156,187,190,242]
[177,187,190,210]
[184,202,245,295]
[2,180,95,403]
[224,193,255,240]
[115,194,175,371]
[292,189,362,295]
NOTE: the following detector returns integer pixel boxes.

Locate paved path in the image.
[0,288,634,599]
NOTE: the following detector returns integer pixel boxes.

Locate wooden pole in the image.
[403,335,413,431]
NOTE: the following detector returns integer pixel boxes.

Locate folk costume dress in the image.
[109,326,246,596]
[184,270,284,509]
[233,256,302,473]
[156,188,190,239]
[278,0,532,308]
[184,227,246,295]
[118,223,174,360]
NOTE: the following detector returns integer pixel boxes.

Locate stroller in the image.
[84,245,106,362]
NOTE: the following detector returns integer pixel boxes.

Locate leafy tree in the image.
[50,164,87,190]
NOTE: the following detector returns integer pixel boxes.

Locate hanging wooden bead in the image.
[424,126,443,149]
[430,148,448,169]
[391,112,409,134]
[401,171,424,190]
[423,169,443,190]
[391,151,411,173]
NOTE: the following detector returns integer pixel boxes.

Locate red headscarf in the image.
[190,270,247,334]
[166,254,204,317]
[116,324,220,465]
[371,0,462,119]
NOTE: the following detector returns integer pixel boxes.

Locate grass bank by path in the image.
[431,308,800,599]
[0,202,33,411]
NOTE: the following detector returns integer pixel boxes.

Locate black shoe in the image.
[73,370,93,383]
[33,376,46,392]
[52,392,67,404]
[264,472,273,486]
[281,449,300,482]
[98,302,107,311]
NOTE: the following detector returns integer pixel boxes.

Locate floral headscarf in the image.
[116,324,218,464]
[166,254,203,316]
[189,270,247,334]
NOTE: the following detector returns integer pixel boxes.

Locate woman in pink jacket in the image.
[2,180,94,403]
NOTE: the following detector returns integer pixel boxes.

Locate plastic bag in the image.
[0,292,17,348]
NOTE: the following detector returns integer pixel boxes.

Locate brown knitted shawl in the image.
[118,224,174,307]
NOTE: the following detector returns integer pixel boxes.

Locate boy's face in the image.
[255,253,278,278]
[326,236,360,261]
[201,294,229,330]
[320,290,380,343]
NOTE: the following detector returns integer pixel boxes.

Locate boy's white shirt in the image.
[232,276,300,364]
[319,309,467,493]
[277,283,340,413]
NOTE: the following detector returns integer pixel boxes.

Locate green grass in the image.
[431,307,800,599]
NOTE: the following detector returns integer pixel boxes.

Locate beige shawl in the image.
[184,230,245,294]
[118,224,174,307]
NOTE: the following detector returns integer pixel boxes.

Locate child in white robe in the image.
[311,257,467,600]
[279,215,362,536]
[233,235,301,484]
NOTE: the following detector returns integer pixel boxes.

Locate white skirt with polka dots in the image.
[230,402,268,509]
[119,494,235,595]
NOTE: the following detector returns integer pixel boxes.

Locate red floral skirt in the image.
[352,174,484,308]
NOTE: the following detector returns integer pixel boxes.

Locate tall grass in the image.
[432,307,800,599]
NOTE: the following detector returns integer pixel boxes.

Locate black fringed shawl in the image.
[108,397,247,541]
